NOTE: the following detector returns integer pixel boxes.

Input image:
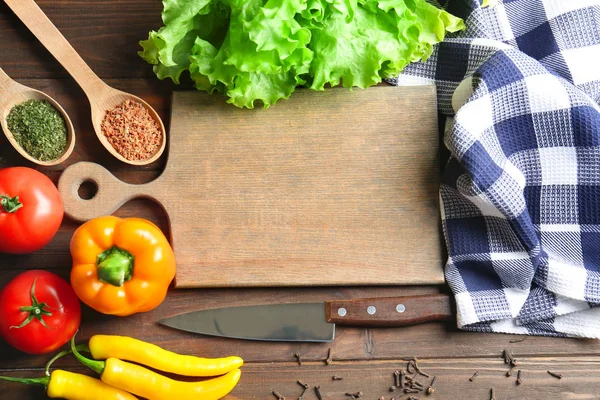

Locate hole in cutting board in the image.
[78,180,98,200]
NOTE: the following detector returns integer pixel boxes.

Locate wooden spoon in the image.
[3,0,166,166]
[0,67,75,166]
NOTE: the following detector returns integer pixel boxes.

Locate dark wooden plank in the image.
[0,276,598,372]
[0,1,164,79]
[0,357,597,399]
[233,357,600,400]
[0,3,596,399]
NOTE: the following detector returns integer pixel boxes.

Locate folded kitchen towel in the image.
[388,0,600,337]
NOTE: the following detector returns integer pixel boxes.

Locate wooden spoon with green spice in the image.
[0,67,75,166]
[3,0,166,166]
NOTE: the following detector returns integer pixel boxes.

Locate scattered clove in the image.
[516,369,522,385]
[332,375,344,381]
[345,391,363,399]
[411,380,424,390]
[388,358,434,397]
[506,366,515,377]
[469,371,479,381]
[503,349,518,366]
[314,386,323,400]
[547,370,563,379]
[503,349,512,364]
[490,388,496,400]
[296,380,309,399]
[297,380,309,390]
[293,352,302,366]
[407,359,417,375]
[272,390,285,400]
[325,348,333,365]
[393,370,401,387]
[509,337,527,343]
[410,358,430,378]
[426,376,436,395]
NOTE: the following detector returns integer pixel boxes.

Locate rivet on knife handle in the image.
[324,294,453,327]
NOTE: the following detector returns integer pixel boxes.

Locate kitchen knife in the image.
[159,294,452,342]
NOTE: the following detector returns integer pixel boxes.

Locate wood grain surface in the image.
[0,1,599,400]
[58,87,445,288]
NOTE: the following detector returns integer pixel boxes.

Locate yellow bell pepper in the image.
[70,216,176,316]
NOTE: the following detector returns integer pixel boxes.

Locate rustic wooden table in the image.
[1,2,599,399]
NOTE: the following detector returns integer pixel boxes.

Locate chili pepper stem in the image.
[96,246,134,287]
[71,336,105,375]
[0,375,49,388]
[45,343,91,376]
[0,195,23,213]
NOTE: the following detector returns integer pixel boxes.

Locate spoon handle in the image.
[0,67,14,86]
[0,67,27,108]
[3,0,107,99]
[58,161,165,222]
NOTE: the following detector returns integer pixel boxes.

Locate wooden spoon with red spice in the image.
[0,67,75,166]
[3,0,166,166]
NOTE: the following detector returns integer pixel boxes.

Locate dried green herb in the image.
[6,99,67,161]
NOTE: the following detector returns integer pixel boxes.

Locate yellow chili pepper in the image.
[70,216,176,316]
[104,360,240,400]
[71,338,241,400]
[88,335,243,377]
[0,370,137,400]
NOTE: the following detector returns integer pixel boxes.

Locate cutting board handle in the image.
[58,161,162,222]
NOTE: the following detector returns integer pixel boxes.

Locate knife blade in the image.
[159,294,452,342]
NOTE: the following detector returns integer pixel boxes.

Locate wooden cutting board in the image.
[59,86,444,288]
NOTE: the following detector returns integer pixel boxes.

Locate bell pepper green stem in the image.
[10,278,53,330]
[0,375,49,387]
[0,195,23,213]
[45,343,91,376]
[71,336,105,376]
[96,246,134,287]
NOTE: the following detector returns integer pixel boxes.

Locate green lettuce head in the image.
[139,0,464,109]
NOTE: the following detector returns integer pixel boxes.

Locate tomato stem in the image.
[96,246,134,287]
[71,336,105,376]
[0,195,23,213]
[9,277,53,330]
[0,375,50,388]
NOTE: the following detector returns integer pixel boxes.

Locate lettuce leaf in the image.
[140,0,464,108]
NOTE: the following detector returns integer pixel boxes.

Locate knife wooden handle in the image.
[325,294,453,327]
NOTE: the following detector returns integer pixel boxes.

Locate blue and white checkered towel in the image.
[388,0,600,338]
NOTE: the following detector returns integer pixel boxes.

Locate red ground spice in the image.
[101,99,162,161]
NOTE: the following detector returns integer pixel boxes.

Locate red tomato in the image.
[0,270,81,354]
[0,167,64,254]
